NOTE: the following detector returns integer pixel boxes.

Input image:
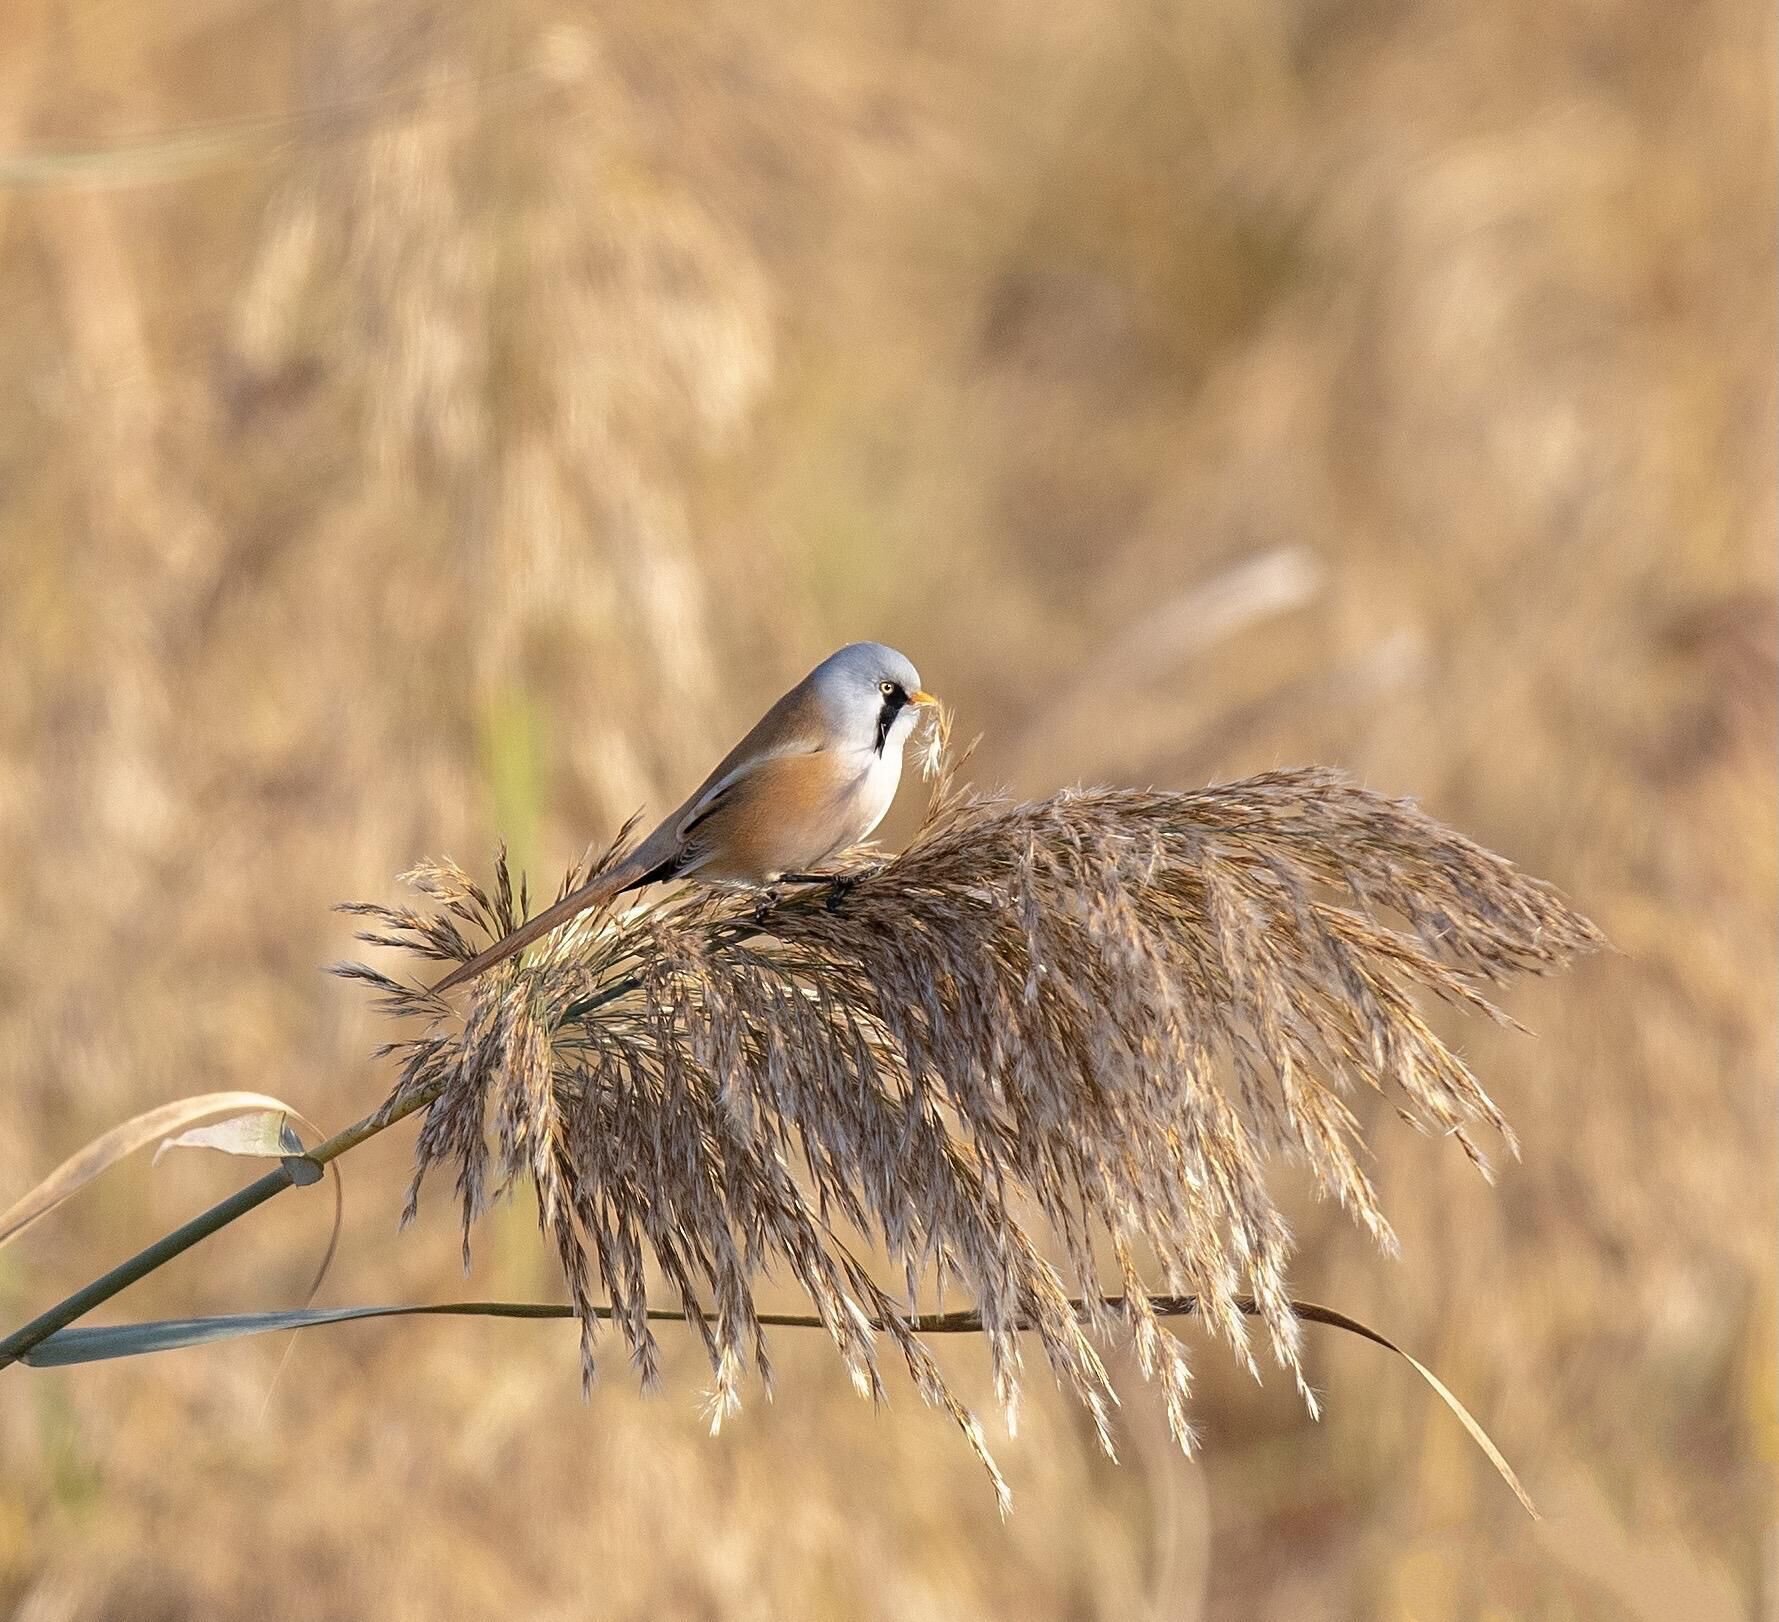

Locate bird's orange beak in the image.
[908,689,939,708]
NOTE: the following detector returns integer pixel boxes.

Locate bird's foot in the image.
[775,863,886,914]
[773,871,850,912]
[752,887,782,924]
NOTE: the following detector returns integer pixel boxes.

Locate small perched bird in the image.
[431,642,936,993]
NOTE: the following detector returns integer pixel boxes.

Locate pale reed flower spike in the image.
[337,703,1600,1502]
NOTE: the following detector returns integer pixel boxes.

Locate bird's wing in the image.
[667,677,832,846]
[672,741,819,856]
[674,747,872,882]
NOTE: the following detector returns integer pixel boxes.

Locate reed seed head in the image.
[336,717,1601,1498]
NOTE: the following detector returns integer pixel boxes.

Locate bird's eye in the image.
[880,681,897,697]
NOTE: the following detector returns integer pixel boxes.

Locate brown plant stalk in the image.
[336,715,1601,1502]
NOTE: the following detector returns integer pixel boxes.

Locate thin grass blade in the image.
[1,1093,324,1250]
[18,1291,1535,1515]
[1279,1298,1539,1519]
[18,1302,572,1365]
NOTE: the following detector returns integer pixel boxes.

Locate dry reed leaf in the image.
[0,1093,332,1251]
[14,1291,1536,1512]
[339,716,1601,1495]
[153,1110,306,1165]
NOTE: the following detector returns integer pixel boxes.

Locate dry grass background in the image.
[0,0,1770,1617]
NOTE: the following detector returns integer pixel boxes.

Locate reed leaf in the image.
[1,1092,341,1304]
[18,1291,1534,1515]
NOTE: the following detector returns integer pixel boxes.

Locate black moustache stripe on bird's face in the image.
[872,691,908,755]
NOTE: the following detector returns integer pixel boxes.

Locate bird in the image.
[430,642,937,993]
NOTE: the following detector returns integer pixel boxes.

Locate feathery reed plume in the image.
[336,716,1601,1498]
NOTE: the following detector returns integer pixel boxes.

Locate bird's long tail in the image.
[429,853,670,995]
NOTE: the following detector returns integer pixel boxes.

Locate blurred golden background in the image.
[1,1,1772,1616]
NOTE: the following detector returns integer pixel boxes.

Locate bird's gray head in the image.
[806,642,934,755]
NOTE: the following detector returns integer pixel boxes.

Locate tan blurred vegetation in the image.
[0,0,1771,1616]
